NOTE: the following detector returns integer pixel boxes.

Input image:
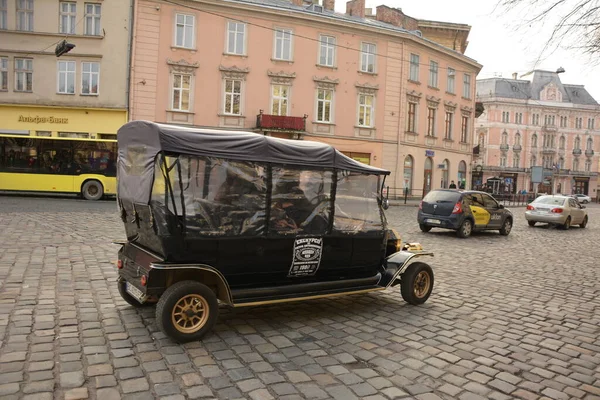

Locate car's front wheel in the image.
[499,218,512,236]
[400,262,434,305]
[419,224,432,233]
[456,219,472,238]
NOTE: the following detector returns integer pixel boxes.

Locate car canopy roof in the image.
[117,120,390,203]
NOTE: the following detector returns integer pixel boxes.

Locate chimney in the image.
[323,0,335,11]
[346,0,365,18]
[375,5,418,30]
[512,72,518,79]
[292,0,303,6]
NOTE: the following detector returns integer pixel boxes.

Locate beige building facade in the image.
[0,0,132,138]
[475,70,600,199]
[129,0,481,198]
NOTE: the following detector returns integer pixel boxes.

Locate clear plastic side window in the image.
[333,172,383,235]
[270,168,332,236]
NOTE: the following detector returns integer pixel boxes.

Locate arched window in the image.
[575,136,581,150]
[530,155,537,167]
[423,157,433,194]
[502,131,508,145]
[515,132,521,146]
[558,157,564,169]
[587,137,593,150]
[531,133,538,147]
[559,135,565,149]
[513,154,520,168]
[441,159,450,188]
[403,155,413,193]
[573,158,579,171]
[585,158,592,172]
[458,160,467,189]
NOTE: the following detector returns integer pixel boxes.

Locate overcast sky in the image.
[334,0,600,101]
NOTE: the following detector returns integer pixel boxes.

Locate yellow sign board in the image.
[18,115,69,124]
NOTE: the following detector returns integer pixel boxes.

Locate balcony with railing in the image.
[541,146,556,154]
[483,166,529,173]
[500,143,509,151]
[542,124,557,132]
[585,149,595,157]
[573,148,582,155]
[256,110,307,132]
[513,144,522,152]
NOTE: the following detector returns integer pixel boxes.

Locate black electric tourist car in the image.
[115,121,435,342]
[417,189,513,238]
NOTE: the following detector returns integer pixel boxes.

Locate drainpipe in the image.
[126,0,136,121]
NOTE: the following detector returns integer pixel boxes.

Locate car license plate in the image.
[126,282,146,303]
[426,219,441,224]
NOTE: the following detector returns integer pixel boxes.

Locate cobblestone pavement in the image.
[0,195,599,400]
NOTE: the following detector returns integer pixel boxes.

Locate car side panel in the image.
[470,205,490,227]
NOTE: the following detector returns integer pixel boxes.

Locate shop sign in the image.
[18,115,68,124]
[425,150,435,157]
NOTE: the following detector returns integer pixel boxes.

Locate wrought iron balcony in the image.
[500,143,509,151]
[573,148,582,155]
[541,147,556,154]
[542,124,557,132]
[256,110,307,131]
[483,166,528,173]
[513,144,522,152]
[585,149,595,157]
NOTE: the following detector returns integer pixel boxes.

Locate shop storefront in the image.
[572,176,590,195]
[0,104,127,139]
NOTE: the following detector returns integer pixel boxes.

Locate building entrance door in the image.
[423,157,433,196]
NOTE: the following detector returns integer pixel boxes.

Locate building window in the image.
[360,42,376,73]
[14,58,32,92]
[171,73,191,111]
[59,2,76,34]
[513,154,520,168]
[560,116,568,128]
[588,118,595,130]
[515,132,521,146]
[531,133,537,147]
[316,88,333,122]
[585,158,591,172]
[273,28,293,61]
[441,159,449,188]
[447,68,455,94]
[407,102,417,133]
[461,115,469,143]
[0,57,7,91]
[530,155,536,167]
[175,14,194,49]
[532,113,539,125]
[16,0,34,31]
[444,111,453,139]
[226,21,246,55]
[458,160,467,188]
[84,3,101,35]
[271,85,289,116]
[81,62,99,95]
[544,115,556,126]
[557,157,564,169]
[1,0,8,30]
[502,111,510,123]
[57,61,75,94]
[573,158,579,171]
[358,94,374,127]
[403,155,413,191]
[575,117,583,129]
[223,79,242,115]
[559,135,565,149]
[318,35,335,67]
[463,73,471,99]
[586,137,593,151]
[574,136,581,150]
[500,155,506,167]
[409,54,419,82]
[502,131,508,145]
[427,107,436,136]
[428,61,438,88]
[515,112,522,124]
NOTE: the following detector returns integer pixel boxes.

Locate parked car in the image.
[572,193,591,204]
[526,195,588,229]
[417,189,513,238]
[114,121,435,342]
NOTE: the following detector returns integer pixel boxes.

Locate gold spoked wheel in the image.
[413,270,431,299]
[171,294,209,334]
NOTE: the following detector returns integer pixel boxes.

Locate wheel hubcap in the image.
[413,271,431,299]
[88,186,98,195]
[505,221,512,232]
[464,223,471,235]
[172,294,209,334]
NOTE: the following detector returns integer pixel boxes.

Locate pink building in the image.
[129,0,481,197]
[475,70,600,198]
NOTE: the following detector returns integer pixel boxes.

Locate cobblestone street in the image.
[0,195,599,400]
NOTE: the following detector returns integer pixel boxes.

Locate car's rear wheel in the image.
[499,218,512,236]
[419,224,432,233]
[528,221,536,227]
[561,217,571,230]
[456,219,472,238]
[400,262,434,305]
[156,280,218,343]
[580,215,588,228]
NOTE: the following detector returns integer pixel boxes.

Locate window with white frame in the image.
[84,3,101,35]
[575,117,582,129]
[532,113,540,125]
[588,118,595,130]
[59,2,76,34]
[463,73,471,99]
[427,107,436,136]
[17,0,34,31]
[586,137,593,151]
[428,61,438,88]
[57,61,75,94]
[357,94,373,127]
[574,136,581,149]
[559,135,565,149]
[407,102,417,133]
[0,57,7,91]
[223,79,242,115]
[515,112,522,124]
[447,68,455,94]
[573,158,579,171]
[444,111,453,139]
[461,115,469,143]
[82,62,99,95]
[226,21,246,55]
[171,73,191,111]
[14,58,32,92]
[500,155,506,167]
[585,158,591,172]
[273,28,292,61]
[502,111,510,123]
[360,42,376,73]
[175,13,194,49]
[409,54,419,82]
[316,88,333,122]
[531,133,537,147]
[318,35,335,67]
[271,85,289,116]
[0,0,7,30]
[560,116,568,128]
[513,154,520,168]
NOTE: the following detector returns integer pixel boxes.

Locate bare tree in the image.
[496,0,600,59]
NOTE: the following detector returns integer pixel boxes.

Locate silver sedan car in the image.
[525,195,588,229]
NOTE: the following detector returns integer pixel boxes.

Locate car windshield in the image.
[422,191,461,203]
[533,197,566,206]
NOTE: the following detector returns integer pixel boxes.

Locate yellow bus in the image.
[0,133,117,200]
